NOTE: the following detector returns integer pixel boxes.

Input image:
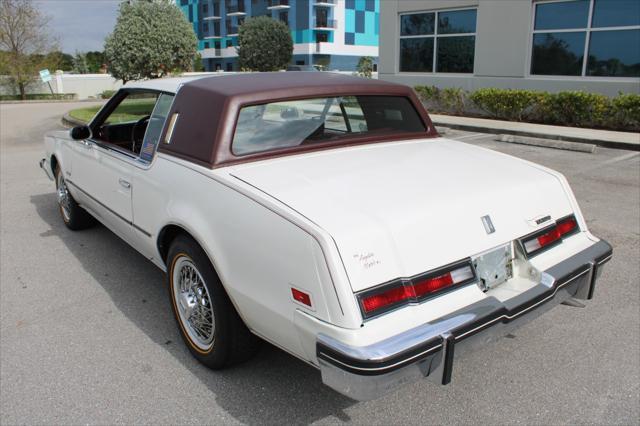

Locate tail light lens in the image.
[357,261,475,319]
[520,214,580,257]
[557,215,579,237]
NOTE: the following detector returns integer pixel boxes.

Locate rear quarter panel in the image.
[132,154,359,361]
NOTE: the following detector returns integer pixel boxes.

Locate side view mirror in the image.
[70,125,91,140]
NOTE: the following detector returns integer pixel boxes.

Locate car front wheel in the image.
[167,234,260,368]
[54,164,95,230]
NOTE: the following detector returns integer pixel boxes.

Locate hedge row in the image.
[100,90,117,99]
[414,86,640,131]
[0,93,77,101]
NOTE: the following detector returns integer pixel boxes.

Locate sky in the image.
[35,0,122,53]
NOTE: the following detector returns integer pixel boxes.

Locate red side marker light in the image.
[291,288,312,307]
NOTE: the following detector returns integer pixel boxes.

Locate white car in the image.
[40,73,612,400]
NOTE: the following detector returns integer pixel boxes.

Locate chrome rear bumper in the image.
[316,239,613,401]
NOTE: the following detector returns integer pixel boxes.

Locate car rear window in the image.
[231,96,427,155]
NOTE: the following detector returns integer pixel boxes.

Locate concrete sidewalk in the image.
[431,114,640,151]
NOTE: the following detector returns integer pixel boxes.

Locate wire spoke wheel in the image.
[172,256,215,350]
[56,172,71,222]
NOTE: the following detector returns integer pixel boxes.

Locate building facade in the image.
[177,0,379,71]
[379,0,640,96]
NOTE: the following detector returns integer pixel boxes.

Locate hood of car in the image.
[229,138,575,292]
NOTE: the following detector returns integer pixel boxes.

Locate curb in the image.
[497,134,597,154]
[62,113,86,128]
[431,119,639,152]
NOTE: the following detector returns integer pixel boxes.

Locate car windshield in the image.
[231,95,427,156]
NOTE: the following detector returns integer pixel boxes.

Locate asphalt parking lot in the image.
[1,101,638,425]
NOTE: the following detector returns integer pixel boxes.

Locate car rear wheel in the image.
[54,165,95,230]
[167,234,260,368]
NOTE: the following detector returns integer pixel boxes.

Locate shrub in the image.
[100,90,116,99]
[104,1,197,83]
[0,93,77,101]
[413,86,466,114]
[414,85,440,102]
[610,93,640,130]
[541,91,611,127]
[470,88,543,121]
[237,16,293,71]
[413,85,639,131]
[356,56,374,78]
[439,87,466,115]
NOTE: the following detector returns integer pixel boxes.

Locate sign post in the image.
[39,69,54,95]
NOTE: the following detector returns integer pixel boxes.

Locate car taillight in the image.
[556,215,578,237]
[357,261,475,319]
[523,226,561,254]
[520,214,580,257]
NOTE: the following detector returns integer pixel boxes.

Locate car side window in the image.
[139,93,175,163]
[92,91,159,156]
[103,93,158,125]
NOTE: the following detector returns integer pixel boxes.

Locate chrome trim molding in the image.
[66,179,152,237]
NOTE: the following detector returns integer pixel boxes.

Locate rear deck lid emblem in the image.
[481,215,495,234]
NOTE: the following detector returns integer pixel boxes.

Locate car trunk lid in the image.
[229,138,574,292]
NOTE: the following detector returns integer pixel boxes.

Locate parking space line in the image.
[571,152,640,176]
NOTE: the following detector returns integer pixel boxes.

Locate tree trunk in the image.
[19,82,26,100]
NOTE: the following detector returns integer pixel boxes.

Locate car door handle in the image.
[118,178,131,189]
[81,140,92,149]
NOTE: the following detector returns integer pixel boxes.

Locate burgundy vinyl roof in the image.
[156,72,437,168]
[183,72,404,97]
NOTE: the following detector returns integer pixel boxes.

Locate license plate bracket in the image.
[472,243,513,292]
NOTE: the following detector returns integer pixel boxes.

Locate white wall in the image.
[0,72,123,99]
[1,70,378,100]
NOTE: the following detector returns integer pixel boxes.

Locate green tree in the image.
[356,56,374,78]
[73,52,89,74]
[193,52,204,72]
[104,0,197,83]
[0,0,59,99]
[85,51,105,73]
[55,52,74,71]
[237,16,292,71]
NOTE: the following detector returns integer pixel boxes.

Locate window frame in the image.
[527,0,640,80]
[397,6,478,75]
[87,88,175,168]
[230,95,430,157]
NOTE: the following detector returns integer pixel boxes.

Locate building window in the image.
[399,8,477,73]
[316,32,328,43]
[202,2,209,14]
[531,0,640,77]
[345,32,355,45]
